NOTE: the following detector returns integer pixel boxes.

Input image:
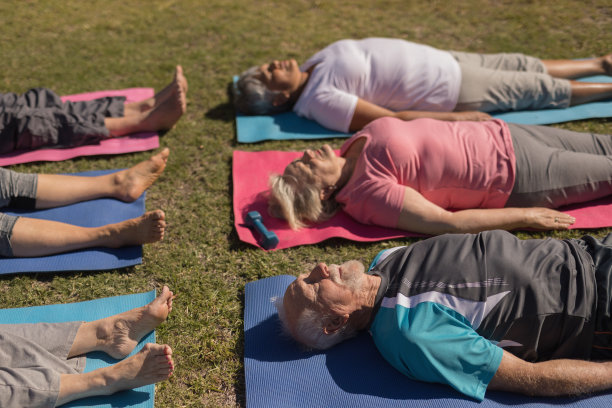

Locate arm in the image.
[396,186,575,235]
[349,98,492,132]
[489,350,612,397]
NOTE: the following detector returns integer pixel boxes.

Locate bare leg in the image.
[35,148,169,209]
[68,286,174,358]
[569,81,612,105]
[542,54,612,79]
[10,210,165,257]
[123,66,188,116]
[56,343,173,407]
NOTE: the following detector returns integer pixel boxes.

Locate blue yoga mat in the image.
[235,75,612,143]
[0,169,144,275]
[245,275,612,407]
[0,290,156,408]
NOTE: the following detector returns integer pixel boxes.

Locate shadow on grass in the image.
[205,82,235,124]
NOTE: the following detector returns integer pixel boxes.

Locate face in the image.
[258,59,302,93]
[284,144,340,188]
[282,260,366,332]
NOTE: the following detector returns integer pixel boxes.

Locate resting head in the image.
[268,144,346,229]
[275,260,381,350]
[233,59,307,115]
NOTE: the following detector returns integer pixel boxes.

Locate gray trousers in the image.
[0,168,38,257]
[0,321,84,408]
[450,51,572,112]
[0,88,125,154]
[506,123,612,208]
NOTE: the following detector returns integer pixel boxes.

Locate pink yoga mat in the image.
[233,150,612,250]
[0,88,159,166]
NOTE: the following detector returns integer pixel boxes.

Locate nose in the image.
[303,149,315,161]
[308,262,329,281]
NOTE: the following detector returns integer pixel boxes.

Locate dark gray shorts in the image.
[574,234,612,360]
[0,167,38,257]
[0,88,125,154]
[506,123,612,208]
[450,51,572,112]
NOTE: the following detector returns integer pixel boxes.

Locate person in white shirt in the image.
[234,38,612,132]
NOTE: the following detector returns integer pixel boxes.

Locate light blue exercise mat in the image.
[0,290,156,408]
[244,275,612,407]
[235,75,612,143]
[0,169,144,275]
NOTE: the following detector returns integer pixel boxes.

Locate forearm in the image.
[394,111,467,122]
[490,357,612,397]
[443,208,532,233]
[398,207,531,235]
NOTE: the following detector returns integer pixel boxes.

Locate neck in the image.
[350,274,382,331]
[290,66,313,103]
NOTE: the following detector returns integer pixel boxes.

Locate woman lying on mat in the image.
[269,117,612,234]
[0,148,169,257]
[0,66,187,154]
[0,286,175,408]
[234,38,612,132]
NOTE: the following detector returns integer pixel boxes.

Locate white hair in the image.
[233,66,293,115]
[272,295,357,350]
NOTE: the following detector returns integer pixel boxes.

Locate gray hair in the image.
[273,296,357,350]
[233,66,294,115]
[268,172,339,230]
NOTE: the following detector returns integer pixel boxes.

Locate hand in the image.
[524,208,576,230]
[453,111,493,121]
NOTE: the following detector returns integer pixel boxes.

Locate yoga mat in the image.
[0,290,156,408]
[233,150,612,250]
[235,75,612,143]
[244,275,612,407]
[0,88,160,166]
[0,169,144,274]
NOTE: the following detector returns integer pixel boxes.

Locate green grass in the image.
[0,0,611,406]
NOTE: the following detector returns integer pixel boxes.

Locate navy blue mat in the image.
[235,75,612,143]
[244,275,612,407]
[0,290,156,408]
[0,169,144,275]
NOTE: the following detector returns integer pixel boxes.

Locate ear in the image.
[272,91,291,106]
[319,185,336,201]
[322,314,349,334]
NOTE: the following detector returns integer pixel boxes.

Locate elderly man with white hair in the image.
[277,230,612,400]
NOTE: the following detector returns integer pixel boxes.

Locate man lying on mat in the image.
[0,286,174,407]
[234,38,612,132]
[277,230,612,400]
[0,148,169,257]
[0,66,187,154]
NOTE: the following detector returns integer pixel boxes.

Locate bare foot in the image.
[124,65,188,114]
[105,210,166,250]
[142,77,186,131]
[106,343,174,393]
[97,286,174,359]
[113,148,170,202]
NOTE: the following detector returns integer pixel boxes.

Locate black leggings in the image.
[506,123,612,208]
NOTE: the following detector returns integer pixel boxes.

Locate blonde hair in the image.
[268,172,339,229]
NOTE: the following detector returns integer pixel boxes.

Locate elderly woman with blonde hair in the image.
[269,116,612,235]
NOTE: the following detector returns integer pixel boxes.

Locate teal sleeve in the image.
[370,302,503,401]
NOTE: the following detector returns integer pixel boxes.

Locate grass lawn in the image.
[1,0,611,406]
